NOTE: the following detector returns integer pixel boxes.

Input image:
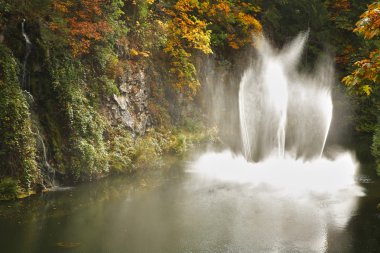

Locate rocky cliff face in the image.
[109,66,151,136]
[0,11,210,198]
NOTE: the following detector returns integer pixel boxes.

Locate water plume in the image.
[239,33,333,161]
[191,33,365,247]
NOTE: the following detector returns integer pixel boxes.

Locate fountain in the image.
[188,33,364,251]
[239,33,333,161]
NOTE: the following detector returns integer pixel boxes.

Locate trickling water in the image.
[21,20,56,187]
[35,127,55,187]
[21,19,32,91]
[239,33,333,161]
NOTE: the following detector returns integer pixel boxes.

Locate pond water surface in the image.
[1,150,380,253]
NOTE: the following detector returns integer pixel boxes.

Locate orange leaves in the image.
[50,0,112,57]
[52,1,72,13]
[163,0,214,97]
[202,0,262,50]
[162,0,262,97]
[173,0,200,13]
[165,0,212,55]
[330,0,351,12]
[335,45,355,65]
[354,2,380,39]
[342,2,380,96]
[214,2,231,15]
[343,48,380,95]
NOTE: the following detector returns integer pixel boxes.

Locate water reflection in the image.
[0,153,378,253]
[187,150,364,252]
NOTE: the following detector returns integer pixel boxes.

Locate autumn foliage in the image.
[163,0,262,96]
[50,0,112,57]
[343,1,380,95]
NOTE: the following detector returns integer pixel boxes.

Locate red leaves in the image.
[50,0,112,57]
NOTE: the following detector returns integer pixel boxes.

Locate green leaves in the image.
[342,2,380,96]
[0,45,39,191]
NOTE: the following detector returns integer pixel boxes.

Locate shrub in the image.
[0,178,19,200]
[0,45,39,190]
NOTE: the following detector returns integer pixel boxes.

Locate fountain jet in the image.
[239,33,333,161]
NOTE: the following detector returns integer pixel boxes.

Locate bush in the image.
[48,54,109,181]
[0,178,19,200]
[107,127,136,173]
[133,130,164,170]
[0,45,39,190]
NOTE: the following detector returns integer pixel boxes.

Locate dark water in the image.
[1,153,380,253]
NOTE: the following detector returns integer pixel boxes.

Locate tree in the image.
[340,1,380,174]
[342,1,380,96]
[163,0,262,97]
[49,0,119,57]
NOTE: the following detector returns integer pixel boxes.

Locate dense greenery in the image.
[0,45,39,192]
[340,1,380,173]
[0,0,380,199]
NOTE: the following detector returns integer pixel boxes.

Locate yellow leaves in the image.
[342,3,380,96]
[174,0,199,12]
[362,85,373,95]
[215,2,231,14]
[130,48,151,58]
[163,0,213,96]
[343,49,380,96]
[130,48,139,56]
[52,1,72,14]
[354,2,380,39]
[200,0,262,50]
[163,0,262,97]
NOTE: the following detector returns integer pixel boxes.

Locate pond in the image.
[1,149,380,253]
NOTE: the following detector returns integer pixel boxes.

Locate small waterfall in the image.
[35,127,55,187]
[21,19,32,91]
[21,20,56,188]
[239,33,333,161]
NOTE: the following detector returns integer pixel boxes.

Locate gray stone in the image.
[113,94,129,111]
[119,83,128,93]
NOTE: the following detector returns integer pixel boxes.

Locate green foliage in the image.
[0,45,39,190]
[372,117,380,175]
[262,0,332,65]
[107,127,136,173]
[134,131,164,169]
[343,2,380,96]
[338,1,380,173]
[170,133,188,154]
[0,0,11,24]
[47,54,108,180]
[0,178,19,200]
[106,122,215,174]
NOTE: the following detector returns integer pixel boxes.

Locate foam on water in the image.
[190,33,365,250]
[188,150,362,197]
[188,150,364,229]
